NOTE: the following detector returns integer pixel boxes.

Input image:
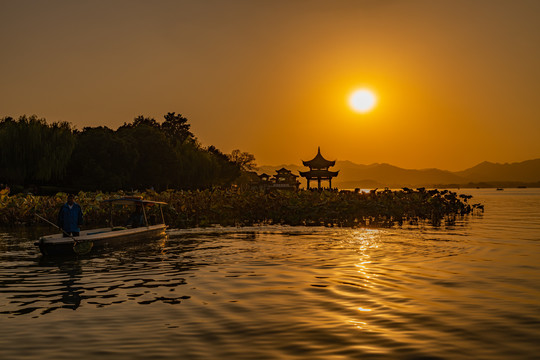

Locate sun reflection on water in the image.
[336,228,385,330]
[348,319,369,330]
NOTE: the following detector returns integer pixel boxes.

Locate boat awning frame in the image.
[102,198,168,228]
[102,198,168,206]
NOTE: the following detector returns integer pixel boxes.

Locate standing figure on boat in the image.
[57,194,84,237]
[125,204,144,228]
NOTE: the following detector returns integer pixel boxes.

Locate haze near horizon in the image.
[1,0,539,171]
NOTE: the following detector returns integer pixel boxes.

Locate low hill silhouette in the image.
[455,159,540,183]
[259,158,540,189]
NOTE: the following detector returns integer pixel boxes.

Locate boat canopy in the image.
[102,198,168,206]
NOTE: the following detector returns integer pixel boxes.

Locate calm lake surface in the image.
[1,189,540,359]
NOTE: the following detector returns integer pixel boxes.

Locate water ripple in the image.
[1,189,540,359]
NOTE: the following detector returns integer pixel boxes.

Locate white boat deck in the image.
[40,224,167,245]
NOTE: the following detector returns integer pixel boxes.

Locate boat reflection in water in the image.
[30,235,191,316]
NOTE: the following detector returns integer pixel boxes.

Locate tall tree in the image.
[0,115,74,186]
[228,149,257,171]
[207,146,241,184]
[120,116,160,129]
[66,126,136,191]
[117,122,177,191]
[161,112,194,145]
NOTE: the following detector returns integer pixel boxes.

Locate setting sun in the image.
[349,89,377,113]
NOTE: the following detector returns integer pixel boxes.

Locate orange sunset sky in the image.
[1,0,539,171]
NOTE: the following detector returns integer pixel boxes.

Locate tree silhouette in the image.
[228,149,257,171]
[161,112,194,145]
[67,126,136,191]
[0,113,255,192]
[0,115,74,186]
[120,116,160,129]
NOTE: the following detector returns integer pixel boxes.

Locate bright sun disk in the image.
[349,89,377,113]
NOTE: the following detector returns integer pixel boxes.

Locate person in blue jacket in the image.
[58,194,83,237]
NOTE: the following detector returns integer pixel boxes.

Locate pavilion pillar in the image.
[317,177,321,189]
[329,178,332,189]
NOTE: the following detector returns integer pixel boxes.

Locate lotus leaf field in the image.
[0,187,483,229]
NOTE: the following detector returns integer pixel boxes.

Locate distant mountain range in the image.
[258,158,540,189]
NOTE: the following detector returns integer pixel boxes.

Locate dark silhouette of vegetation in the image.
[0,115,74,188]
[161,112,194,145]
[66,126,137,191]
[0,114,249,193]
[0,188,483,228]
[0,114,483,231]
[228,149,257,171]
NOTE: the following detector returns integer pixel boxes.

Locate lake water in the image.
[1,189,539,359]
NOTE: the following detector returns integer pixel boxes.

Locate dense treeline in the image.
[0,114,253,193]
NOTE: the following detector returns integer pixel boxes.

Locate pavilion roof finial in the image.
[302,147,336,169]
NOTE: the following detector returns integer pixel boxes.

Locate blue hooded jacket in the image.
[58,202,83,233]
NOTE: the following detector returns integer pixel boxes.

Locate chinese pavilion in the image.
[258,173,271,183]
[253,169,300,191]
[299,147,339,189]
[273,168,300,189]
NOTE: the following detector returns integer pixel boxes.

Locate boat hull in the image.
[35,225,167,256]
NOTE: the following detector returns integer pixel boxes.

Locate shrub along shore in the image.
[0,187,483,229]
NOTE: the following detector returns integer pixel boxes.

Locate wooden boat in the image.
[35,198,168,256]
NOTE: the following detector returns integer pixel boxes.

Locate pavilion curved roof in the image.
[299,169,339,179]
[302,147,336,169]
[276,167,292,174]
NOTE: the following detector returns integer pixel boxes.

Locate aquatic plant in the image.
[0,187,482,229]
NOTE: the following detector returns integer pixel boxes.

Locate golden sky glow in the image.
[1,0,539,170]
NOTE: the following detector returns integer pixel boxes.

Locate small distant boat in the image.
[35,198,168,256]
[496,188,504,191]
